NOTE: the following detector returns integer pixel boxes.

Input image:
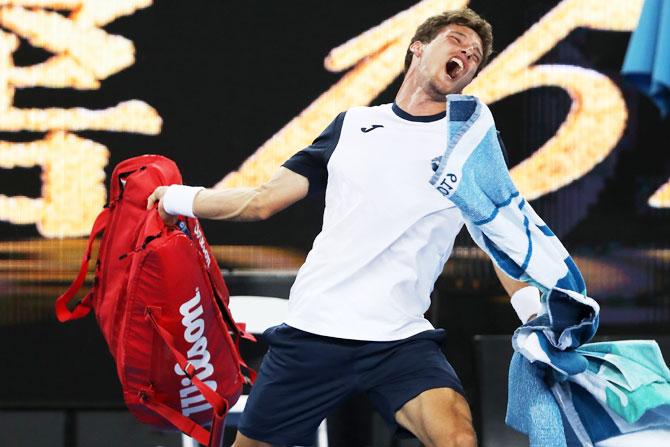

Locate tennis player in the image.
[148,8,540,447]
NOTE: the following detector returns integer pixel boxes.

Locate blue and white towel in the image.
[430,95,670,446]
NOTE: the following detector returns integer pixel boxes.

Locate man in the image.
[148,8,541,447]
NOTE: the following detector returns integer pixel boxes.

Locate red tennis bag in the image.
[55,155,255,447]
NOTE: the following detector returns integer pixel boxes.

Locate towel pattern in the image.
[430,95,670,446]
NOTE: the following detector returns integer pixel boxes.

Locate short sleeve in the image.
[282,112,346,195]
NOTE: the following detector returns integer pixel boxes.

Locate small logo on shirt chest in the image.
[361,124,384,133]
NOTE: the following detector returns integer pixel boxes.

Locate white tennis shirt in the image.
[282,103,466,341]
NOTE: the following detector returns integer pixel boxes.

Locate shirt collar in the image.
[392,102,446,122]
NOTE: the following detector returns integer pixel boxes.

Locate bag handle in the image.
[140,207,168,243]
[55,208,110,322]
[145,307,229,446]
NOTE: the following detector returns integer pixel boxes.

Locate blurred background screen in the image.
[0,1,668,446]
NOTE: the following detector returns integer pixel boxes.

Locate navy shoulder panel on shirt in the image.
[282,111,346,195]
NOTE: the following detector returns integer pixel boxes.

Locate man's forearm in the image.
[493,264,526,297]
[193,187,268,221]
[149,167,309,223]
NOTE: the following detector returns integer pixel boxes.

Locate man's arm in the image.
[489,132,542,323]
[147,166,309,222]
[148,112,344,222]
[493,264,525,297]
[493,264,543,323]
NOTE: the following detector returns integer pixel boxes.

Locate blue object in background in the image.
[622,0,670,117]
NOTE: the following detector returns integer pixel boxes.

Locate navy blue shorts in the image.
[237,324,464,446]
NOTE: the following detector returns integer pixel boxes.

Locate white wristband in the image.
[511,286,543,323]
[162,185,204,218]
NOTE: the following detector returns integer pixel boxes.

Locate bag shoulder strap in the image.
[55,208,110,322]
[140,393,222,446]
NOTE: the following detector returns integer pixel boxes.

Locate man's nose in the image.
[460,48,472,59]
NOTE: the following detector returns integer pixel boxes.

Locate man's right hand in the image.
[147,186,178,226]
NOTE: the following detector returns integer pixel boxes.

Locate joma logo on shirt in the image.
[361,124,384,133]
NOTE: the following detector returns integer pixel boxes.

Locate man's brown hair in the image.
[404,8,493,73]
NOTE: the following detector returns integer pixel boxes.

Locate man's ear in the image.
[409,41,423,57]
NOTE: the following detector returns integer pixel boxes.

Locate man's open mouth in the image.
[445,57,464,80]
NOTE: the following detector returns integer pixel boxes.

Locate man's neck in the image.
[394,74,449,116]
